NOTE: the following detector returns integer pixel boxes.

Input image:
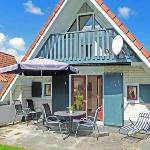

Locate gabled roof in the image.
[1,0,150,100]
[22,0,150,63]
[0,52,16,97]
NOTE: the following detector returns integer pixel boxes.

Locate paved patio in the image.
[0,123,150,150]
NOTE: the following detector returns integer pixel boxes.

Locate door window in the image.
[72,76,86,111]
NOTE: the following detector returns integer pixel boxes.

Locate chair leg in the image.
[65,122,68,131]
[75,124,80,137]
[96,124,100,134]
[13,114,17,125]
[59,123,62,133]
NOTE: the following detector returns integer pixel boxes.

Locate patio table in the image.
[54,110,86,140]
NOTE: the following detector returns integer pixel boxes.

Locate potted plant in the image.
[67,105,75,114]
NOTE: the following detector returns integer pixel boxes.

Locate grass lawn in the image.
[0,145,25,150]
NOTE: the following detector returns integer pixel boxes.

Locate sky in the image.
[0,0,150,61]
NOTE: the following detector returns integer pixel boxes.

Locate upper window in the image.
[78,14,93,31]
[68,13,102,32]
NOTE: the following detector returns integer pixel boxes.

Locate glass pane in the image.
[87,76,103,119]
[95,19,102,30]
[72,76,86,111]
[79,15,93,31]
[68,20,77,32]
[44,84,52,96]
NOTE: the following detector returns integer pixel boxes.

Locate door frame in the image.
[69,74,104,122]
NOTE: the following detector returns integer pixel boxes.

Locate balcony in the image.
[37,29,139,64]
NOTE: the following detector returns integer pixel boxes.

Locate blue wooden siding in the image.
[139,84,150,103]
[36,29,141,64]
[52,75,69,113]
[104,73,124,126]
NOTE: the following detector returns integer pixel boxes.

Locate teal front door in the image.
[104,73,123,126]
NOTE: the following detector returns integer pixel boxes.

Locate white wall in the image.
[20,76,52,111]
[0,105,16,126]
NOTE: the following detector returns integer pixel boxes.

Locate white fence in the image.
[0,105,16,126]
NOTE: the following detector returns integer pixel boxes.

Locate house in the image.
[1,0,150,126]
[0,52,16,101]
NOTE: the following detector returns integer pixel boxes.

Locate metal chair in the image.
[75,106,101,137]
[119,112,150,137]
[42,103,67,133]
[26,99,42,122]
[13,100,31,125]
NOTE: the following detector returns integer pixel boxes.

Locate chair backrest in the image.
[134,113,150,130]
[15,104,23,112]
[42,103,52,118]
[93,106,102,125]
[27,99,35,111]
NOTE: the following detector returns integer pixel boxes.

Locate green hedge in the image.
[0,145,25,150]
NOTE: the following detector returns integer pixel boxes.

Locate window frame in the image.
[77,12,95,31]
[42,82,52,98]
[125,83,139,103]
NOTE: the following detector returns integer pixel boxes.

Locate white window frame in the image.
[125,83,139,104]
[77,12,95,31]
[42,82,52,99]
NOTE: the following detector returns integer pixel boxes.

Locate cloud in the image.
[9,37,25,51]
[118,6,135,19]
[24,1,44,15]
[0,32,26,62]
[0,33,6,45]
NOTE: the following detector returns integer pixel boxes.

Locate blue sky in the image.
[0,0,149,61]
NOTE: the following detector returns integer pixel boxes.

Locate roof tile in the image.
[107,10,116,19]
[134,40,143,50]
[113,17,122,27]
[0,52,17,97]
[127,32,136,42]
[34,35,41,44]
[0,75,7,82]
[141,48,150,58]
[39,27,46,35]
[101,3,109,12]
[54,4,61,13]
[120,24,129,34]
[95,0,103,6]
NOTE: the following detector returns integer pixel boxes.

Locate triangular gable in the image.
[1,0,150,101]
[22,0,150,67]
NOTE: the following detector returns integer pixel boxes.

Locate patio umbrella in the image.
[0,57,79,76]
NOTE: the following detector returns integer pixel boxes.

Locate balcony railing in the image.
[37,29,137,64]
